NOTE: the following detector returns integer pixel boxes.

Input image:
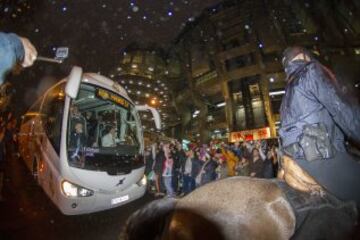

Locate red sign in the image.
[229,127,271,143]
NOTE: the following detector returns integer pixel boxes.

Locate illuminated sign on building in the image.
[229,127,271,142]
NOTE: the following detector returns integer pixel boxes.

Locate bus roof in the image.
[81,73,132,104]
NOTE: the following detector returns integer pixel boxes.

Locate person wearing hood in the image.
[279,46,360,208]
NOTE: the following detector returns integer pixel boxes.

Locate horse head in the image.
[123,177,296,240]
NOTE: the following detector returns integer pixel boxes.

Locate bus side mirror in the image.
[65,66,83,99]
[135,105,161,131]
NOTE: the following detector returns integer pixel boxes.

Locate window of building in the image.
[233,92,243,105]
[270,94,283,115]
[225,53,254,71]
[122,54,131,64]
[230,76,267,130]
[132,54,142,64]
[145,54,156,66]
[261,51,281,63]
[223,38,240,50]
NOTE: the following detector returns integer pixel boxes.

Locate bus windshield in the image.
[67,83,143,173]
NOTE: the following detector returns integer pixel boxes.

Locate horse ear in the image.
[122,198,177,240]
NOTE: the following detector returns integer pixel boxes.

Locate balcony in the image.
[194,70,218,86]
[218,43,256,61]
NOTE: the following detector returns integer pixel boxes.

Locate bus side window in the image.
[41,84,65,154]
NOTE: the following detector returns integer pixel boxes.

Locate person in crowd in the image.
[235,157,250,176]
[231,141,242,159]
[169,143,180,194]
[255,140,275,179]
[145,138,281,195]
[153,142,165,197]
[162,143,175,198]
[175,142,187,193]
[144,147,153,176]
[181,149,196,195]
[215,149,228,180]
[101,125,120,147]
[248,146,266,178]
[193,148,204,187]
[189,147,203,189]
[280,46,360,207]
[144,147,155,193]
[221,146,238,177]
[267,145,279,178]
[240,141,252,160]
[198,152,218,186]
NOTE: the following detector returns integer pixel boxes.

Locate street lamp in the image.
[150,98,157,106]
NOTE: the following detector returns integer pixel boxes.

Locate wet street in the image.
[0,153,154,240]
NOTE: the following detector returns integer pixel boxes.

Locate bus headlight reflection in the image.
[62,180,94,198]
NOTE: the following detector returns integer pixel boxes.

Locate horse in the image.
[122,157,358,240]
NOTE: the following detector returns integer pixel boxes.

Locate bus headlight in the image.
[61,180,94,198]
[136,175,147,187]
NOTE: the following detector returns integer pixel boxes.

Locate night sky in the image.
[1,0,220,74]
[0,0,222,113]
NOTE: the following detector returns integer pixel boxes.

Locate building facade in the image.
[169,0,360,143]
[110,43,181,142]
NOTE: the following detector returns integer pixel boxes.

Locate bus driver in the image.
[101,126,120,147]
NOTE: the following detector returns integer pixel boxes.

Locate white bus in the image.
[18,67,160,215]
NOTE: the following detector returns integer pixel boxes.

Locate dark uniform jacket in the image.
[279,59,360,206]
[279,60,360,153]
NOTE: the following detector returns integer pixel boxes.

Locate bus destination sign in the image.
[96,89,130,109]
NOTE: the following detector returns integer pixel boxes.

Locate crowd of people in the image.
[144,139,279,198]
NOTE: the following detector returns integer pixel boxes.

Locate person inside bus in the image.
[85,111,98,147]
[69,122,87,162]
[101,125,120,147]
[70,105,86,126]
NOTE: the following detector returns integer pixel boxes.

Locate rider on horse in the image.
[279,46,360,210]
